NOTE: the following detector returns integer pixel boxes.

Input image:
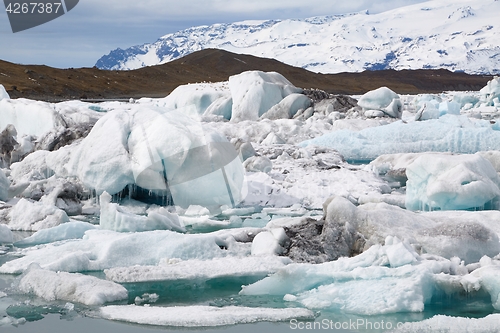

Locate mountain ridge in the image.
[0,49,492,101]
[96,0,500,75]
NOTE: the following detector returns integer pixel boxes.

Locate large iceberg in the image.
[68,106,245,208]
[405,154,500,211]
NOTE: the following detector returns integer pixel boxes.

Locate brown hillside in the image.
[0,48,493,101]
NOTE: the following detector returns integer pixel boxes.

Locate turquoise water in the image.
[1,268,496,332]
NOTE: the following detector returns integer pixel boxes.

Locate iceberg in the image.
[405,154,500,211]
[99,192,185,233]
[479,76,500,106]
[13,221,96,247]
[67,106,245,208]
[300,115,500,161]
[357,87,402,118]
[98,305,314,327]
[7,198,70,231]
[17,264,128,306]
[229,71,302,122]
[0,229,246,274]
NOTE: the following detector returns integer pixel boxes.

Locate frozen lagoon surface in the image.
[1,75,500,332]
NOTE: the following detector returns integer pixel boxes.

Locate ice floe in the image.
[104,255,291,283]
[98,305,315,327]
[17,264,127,305]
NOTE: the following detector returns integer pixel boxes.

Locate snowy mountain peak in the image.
[96,0,500,74]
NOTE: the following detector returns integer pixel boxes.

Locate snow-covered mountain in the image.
[96,0,500,74]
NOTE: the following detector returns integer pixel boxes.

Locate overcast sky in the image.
[0,0,428,68]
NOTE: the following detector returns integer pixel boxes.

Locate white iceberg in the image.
[0,229,246,274]
[68,106,245,208]
[357,87,402,118]
[99,191,185,233]
[7,198,70,231]
[17,264,127,305]
[99,305,314,327]
[405,154,500,211]
[229,71,302,122]
[479,76,500,106]
[300,115,500,161]
[13,221,96,247]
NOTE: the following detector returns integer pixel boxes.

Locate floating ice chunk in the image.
[439,101,461,116]
[290,267,432,314]
[301,115,500,162]
[100,192,185,233]
[357,87,402,118]
[7,198,70,231]
[479,76,500,106]
[229,71,302,122]
[405,154,500,211]
[99,305,314,327]
[260,93,311,120]
[395,314,500,333]
[0,169,8,201]
[0,84,9,100]
[14,221,96,247]
[251,228,287,256]
[384,236,418,267]
[0,229,238,274]
[17,264,127,306]
[105,256,291,283]
[415,103,440,121]
[0,224,13,244]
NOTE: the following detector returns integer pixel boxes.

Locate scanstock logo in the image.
[4,0,79,33]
